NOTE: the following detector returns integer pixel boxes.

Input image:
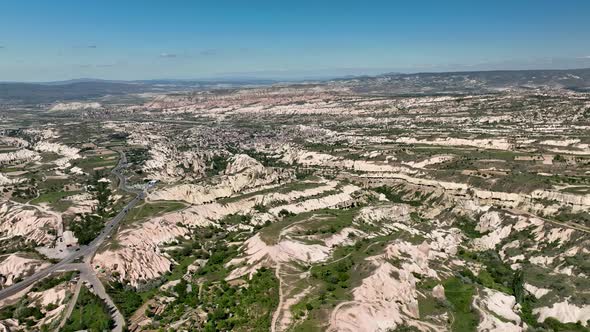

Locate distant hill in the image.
[0,79,277,104]
[335,68,590,95]
[1,68,589,104]
[0,81,151,104]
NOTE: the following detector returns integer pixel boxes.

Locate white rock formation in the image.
[0,173,25,186]
[476,211,503,233]
[0,136,29,148]
[473,288,522,332]
[396,136,514,151]
[524,283,551,299]
[227,233,331,280]
[150,154,291,204]
[281,148,417,174]
[403,155,454,169]
[0,149,41,164]
[0,201,60,246]
[328,237,459,332]
[268,184,360,215]
[0,254,50,287]
[534,300,590,326]
[33,141,81,168]
[93,217,188,286]
[49,102,102,111]
[472,225,512,251]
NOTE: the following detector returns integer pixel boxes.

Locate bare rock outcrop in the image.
[473,288,522,332]
[0,254,50,287]
[49,102,102,112]
[150,154,291,204]
[0,201,60,246]
[0,149,40,164]
[533,300,590,327]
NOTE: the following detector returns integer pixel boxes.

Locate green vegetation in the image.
[107,281,144,318]
[30,272,76,292]
[312,257,354,291]
[92,171,114,216]
[201,268,279,331]
[197,244,239,279]
[417,278,450,319]
[206,154,229,176]
[73,154,118,173]
[126,147,149,166]
[70,171,115,245]
[293,208,358,236]
[477,269,512,294]
[443,277,478,332]
[30,190,80,205]
[458,250,519,295]
[555,208,590,228]
[157,252,278,331]
[0,300,44,327]
[62,286,114,332]
[261,208,358,245]
[0,235,40,255]
[11,184,38,201]
[70,213,104,245]
[126,201,186,223]
[293,236,395,329]
[454,249,572,328]
[553,154,566,163]
[490,171,552,193]
[455,215,483,239]
[374,185,425,206]
[389,326,421,332]
[538,318,590,332]
[242,149,288,168]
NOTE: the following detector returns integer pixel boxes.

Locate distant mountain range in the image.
[335,68,590,95]
[1,68,589,104]
[0,79,277,104]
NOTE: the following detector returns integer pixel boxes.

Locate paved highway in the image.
[0,150,145,305]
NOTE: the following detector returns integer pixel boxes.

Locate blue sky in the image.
[1,0,589,81]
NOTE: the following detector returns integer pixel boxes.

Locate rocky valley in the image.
[0,69,590,332]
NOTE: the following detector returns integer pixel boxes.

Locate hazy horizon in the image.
[3,65,590,84]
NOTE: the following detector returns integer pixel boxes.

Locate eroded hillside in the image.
[1,71,590,331]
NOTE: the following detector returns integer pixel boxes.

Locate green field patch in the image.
[417,279,448,319]
[560,186,590,194]
[443,277,478,332]
[126,201,187,223]
[39,152,61,163]
[291,208,358,237]
[73,155,118,172]
[37,177,68,191]
[259,210,316,245]
[30,190,80,205]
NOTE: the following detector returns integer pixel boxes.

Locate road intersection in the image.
[0,151,148,331]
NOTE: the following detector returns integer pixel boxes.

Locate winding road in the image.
[0,150,147,332]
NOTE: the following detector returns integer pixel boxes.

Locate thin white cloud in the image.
[159,53,177,58]
[199,49,217,56]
